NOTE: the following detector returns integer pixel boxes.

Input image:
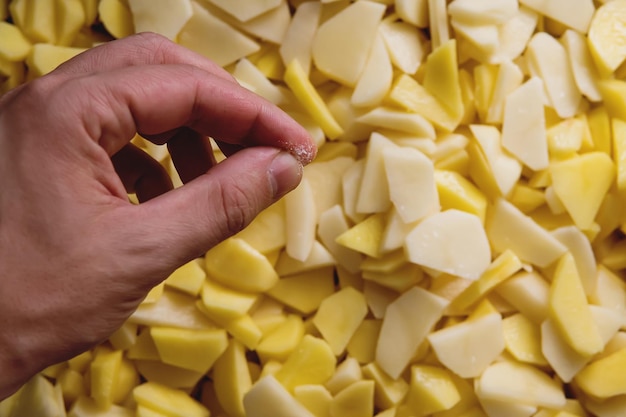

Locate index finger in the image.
[53,63,316,164]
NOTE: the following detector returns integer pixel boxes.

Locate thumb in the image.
[124,146,302,274]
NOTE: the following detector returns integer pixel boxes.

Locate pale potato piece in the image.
[427,313,505,378]
[379,19,425,75]
[178,3,259,67]
[233,58,285,105]
[476,361,566,409]
[207,0,281,22]
[520,0,594,33]
[352,32,392,107]
[285,178,316,262]
[501,77,548,170]
[356,132,394,214]
[279,1,321,75]
[561,30,602,102]
[551,226,597,296]
[127,0,192,40]
[312,0,386,86]
[405,210,491,280]
[395,0,428,28]
[383,146,439,224]
[448,0,517,25]
[486,60,524,124]
[526,32,582,119]
[376,287,448,379]
[486,198,566,268]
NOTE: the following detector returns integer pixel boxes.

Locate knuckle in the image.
[214,179,255,238]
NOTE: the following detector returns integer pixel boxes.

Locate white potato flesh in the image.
[383,146,439,224]
[376,287,448,379]
[427,313,505,378]
[285,178,316,262]
[357,107,436,139]
[312,1,386,86]
[352,32,392,107]
[379,19,425,75]
[526,32,582,118]
[207,0,281,22]
[519,0,594,33]
[486,60,524,124]
[561,29,602,102]
[395,0,428,27]
[448,0,518,25]
[551,226,597,296]
[476,361,566,408]
[178,3,259,67]
[243,376,316,417]
[127,0,192,40]
[469,124,522,196]
[318,205,363,274]
[356,132,394,214]
[492,6,538,64]
[486,199,567,268]
[501,77,549,170]
[279,1,321,75]
[233,58,284,105]
[405,209,491,280]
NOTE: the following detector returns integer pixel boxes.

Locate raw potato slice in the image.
[395,0,428,28]
[329,380,375,417]
[279,2,320,76]
[243,375,316,417]
[486,198,566,268]
[588,0,626,75]
[493,6,538,64]
[477,361,566,409]
[357,107,436,139]
[233,58,284,105]
[98,0,134,39]
[352,32,392,107]
[313,287,368,355]
[356,133,394,214]
[212,340,252,417]
[284,59,344,140]
[448,0,517,25]
[526,32,581,119]
[486,60,524,124]
[551,226,597,296]
[561,30,601,102]
[427,313,505,378]
[318,205,363,274]
[379,19,425,75]
[470,124,522,196]
[376,287,449,379]
[178,3,259,67]
[133,382,209,417]
[130,290,215,330]
[405,210,491,280]
[423,39,463,123]
[519,0,594,33]
[127,0,192,40]
[274,335,336,391]
[207,0,281,22]
[0,23,30,61]
[496,271,550,324]
[405,365,460,416]
[549,253,603,358]
[205,238,278,293]
[312,1,386,86]
[575,348,626,399]
[383,146,439,224]
[501,77,548,170]
[428,0,449,49]
[150,327,228,374]
[293,385,332,417]
[285,178,316,262]
[550,152,615,230]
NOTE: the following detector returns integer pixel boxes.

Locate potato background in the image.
[2,1,626,417]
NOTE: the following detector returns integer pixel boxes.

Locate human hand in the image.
[0,33,315,399]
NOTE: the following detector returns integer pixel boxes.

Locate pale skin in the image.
[0,33,316,400]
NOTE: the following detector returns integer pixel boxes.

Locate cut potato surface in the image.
[3,1,626,417]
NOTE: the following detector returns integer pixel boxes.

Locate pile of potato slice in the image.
[2,0,626,416]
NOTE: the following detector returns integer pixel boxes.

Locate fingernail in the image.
[268,151,303,199]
